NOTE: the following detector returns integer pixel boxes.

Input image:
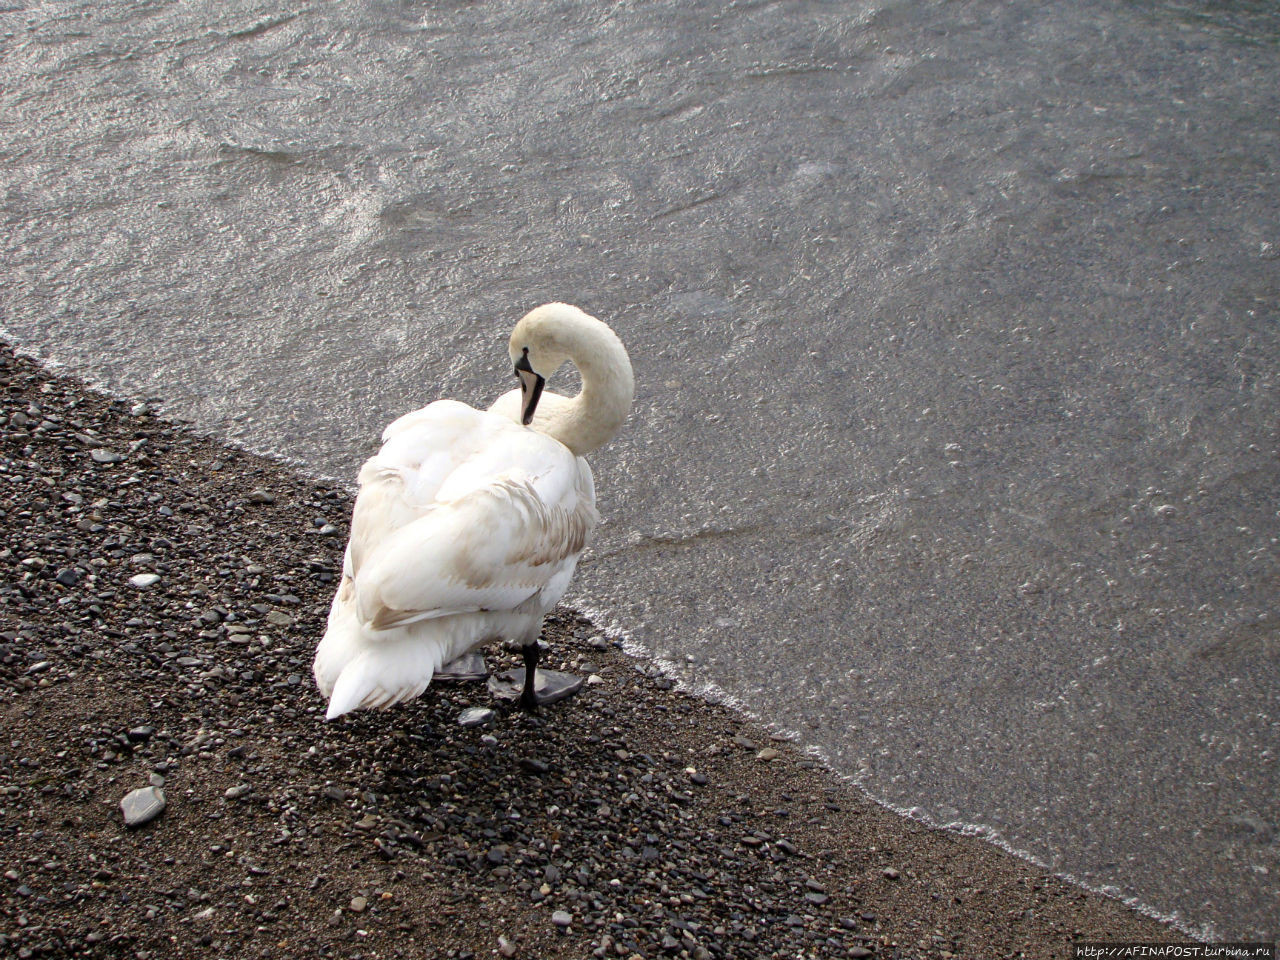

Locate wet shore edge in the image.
[0,343,1180,959]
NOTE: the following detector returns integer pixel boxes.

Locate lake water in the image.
[2,0,1277,938]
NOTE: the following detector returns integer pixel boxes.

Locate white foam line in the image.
[570,600,1216,944]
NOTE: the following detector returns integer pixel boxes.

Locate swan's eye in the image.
[514,347,534,378]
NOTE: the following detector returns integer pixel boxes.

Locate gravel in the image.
[0,344,1181,958]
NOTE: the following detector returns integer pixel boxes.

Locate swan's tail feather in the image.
[315,595,450,719]
[323,653,435,720]
[325,656,379,719]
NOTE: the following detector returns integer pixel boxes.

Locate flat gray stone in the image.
[89,448,123,464]
[488,668,583,705]
[128,573,161,588]
[55,567,82,587]
[121,786,166,827]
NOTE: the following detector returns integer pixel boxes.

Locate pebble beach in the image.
[0,344,1183,958]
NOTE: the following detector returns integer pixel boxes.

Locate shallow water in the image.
[2,0,1277,938]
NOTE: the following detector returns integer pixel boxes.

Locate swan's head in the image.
[508,303,588,426]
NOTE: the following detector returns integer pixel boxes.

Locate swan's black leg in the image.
[519,642,541,713]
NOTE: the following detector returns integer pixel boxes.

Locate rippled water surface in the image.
[2,0,1277,938]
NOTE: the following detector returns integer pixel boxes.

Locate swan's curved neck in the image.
[513,305,633,456]
[544,323,633,456]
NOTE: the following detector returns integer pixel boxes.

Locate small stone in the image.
[457,707,496,728]
[756,747,779,761]
[129,573,161,588]
[127,726,154,743]
[246,489,276,504]
[349,895,368,913]
[848,948,874,959]
[519,758,550,776]
[882,867,900,880]
[90,448,124,464]
[323,786,347,801]
[224,784,252,799]
[55,567,82,587]
[266,610,293,627]
[551,909,572,928]
[354,815,378,830]
[121,786,166,827]
[805,891,829,905]
[497,935,518,957]
[25,661,51,675]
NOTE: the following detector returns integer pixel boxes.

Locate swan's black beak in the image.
[515,349,545,426]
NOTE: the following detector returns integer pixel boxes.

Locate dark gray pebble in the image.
[55,568,82,587]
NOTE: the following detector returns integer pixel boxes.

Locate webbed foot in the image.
[487,643,584,711]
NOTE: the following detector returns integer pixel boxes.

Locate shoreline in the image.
[0,344,1182,958]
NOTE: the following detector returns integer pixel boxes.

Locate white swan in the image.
[313,303,633,719]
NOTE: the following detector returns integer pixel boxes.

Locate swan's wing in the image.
[381,398,476,444]
[353,470,598,631]
[347,401,506,576]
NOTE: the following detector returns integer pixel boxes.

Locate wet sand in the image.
[0,344,1181,958]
